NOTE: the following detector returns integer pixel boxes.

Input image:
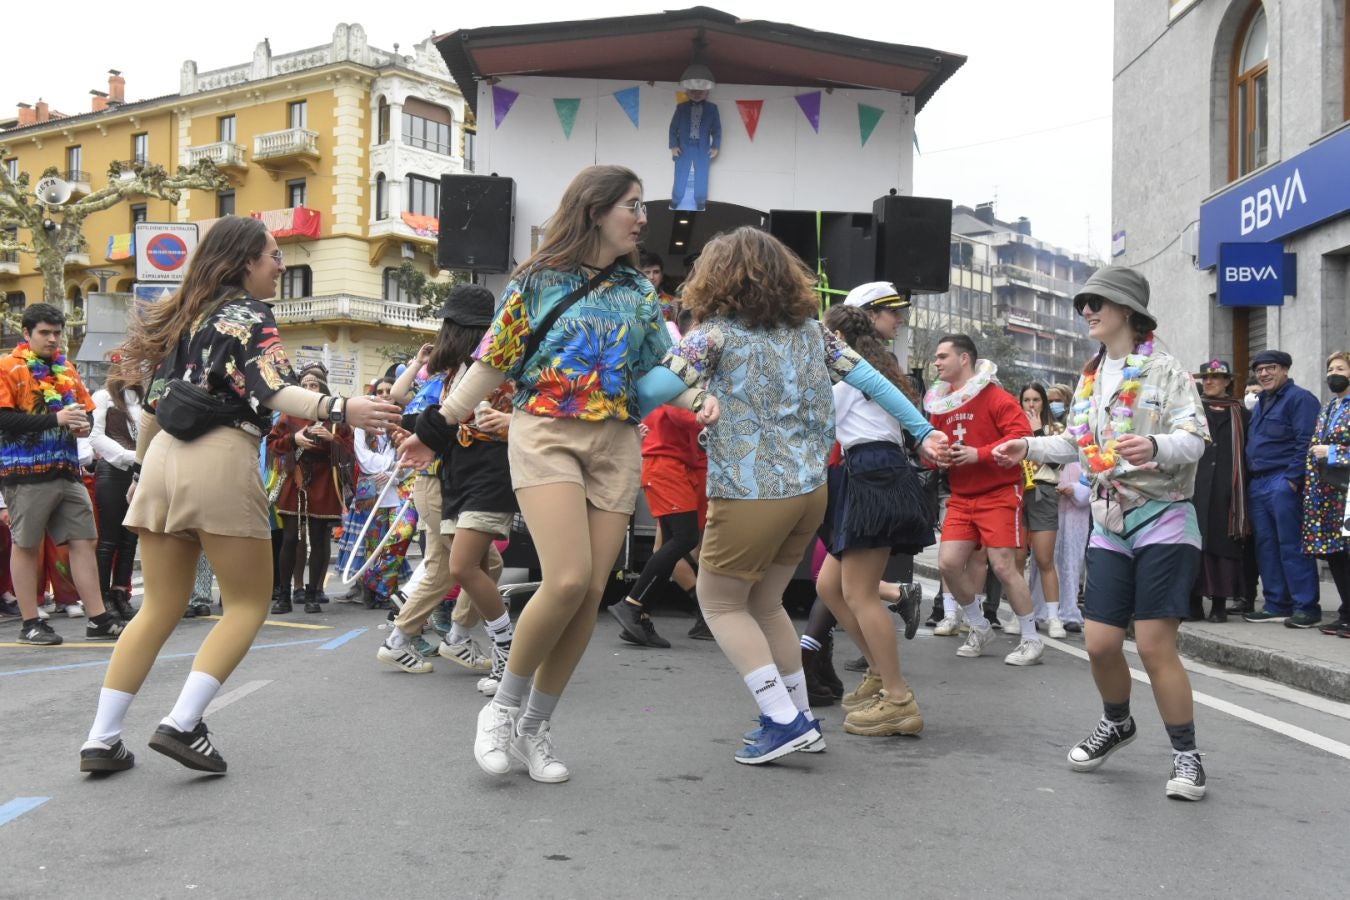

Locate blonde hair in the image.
[1325,351,1350,370]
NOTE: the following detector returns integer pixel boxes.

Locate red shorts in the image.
[641,455,708,528]
[941,484,1023,549]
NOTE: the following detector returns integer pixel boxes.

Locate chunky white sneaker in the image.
[1004,639,1045,666]
[933,614,962,636]
[511,720,570,783]
[956,625,997,658]
[63,602,85,618]
[377,640,433,674]
[1047,618,1067,639]
[474,701,519,776]
[438,638,491,671]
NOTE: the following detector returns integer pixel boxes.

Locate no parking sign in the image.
[134,222,199,283]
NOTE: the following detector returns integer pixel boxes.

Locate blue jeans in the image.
[1249,473,1321,616]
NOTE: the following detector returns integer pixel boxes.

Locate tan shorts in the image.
[440,510,514,539]
[6,478,98,547]
[126,426,271,541]
[507,410,641,514]
[700,486,829,582]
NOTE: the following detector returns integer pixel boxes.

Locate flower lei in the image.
[923,359,999,414]
[16,342,78,411]
[1067,336,1156,473]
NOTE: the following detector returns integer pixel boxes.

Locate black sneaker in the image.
[85,615,124,642]
[1067,716,1137,772]
[1284,611,1322,629]
[886,582,922,641]
[18,619,62,646]
[191,602,213,618]
[1319,618,1348,636]
[609,600,669,648]
[107,587,137,621]
[842,655,869,673]
[148,720,227,774]
[924,601,943,628]
[1,597,22,618]
[636,612,670,648]
[1166,751,1206,801]
[1243,609,1288,623]
[80,738,135,773]
[687,615,715,641]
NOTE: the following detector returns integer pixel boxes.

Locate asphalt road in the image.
[2,572,1349,899]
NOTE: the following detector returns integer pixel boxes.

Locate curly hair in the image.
[823,304,919,403]
[679,226,819,329]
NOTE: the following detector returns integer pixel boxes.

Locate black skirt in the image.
[823,441,935,558]
[443,439,518,520]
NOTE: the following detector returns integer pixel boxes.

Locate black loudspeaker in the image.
[873,194,952,294]
[437,175,515,273]
[767,210,876,294]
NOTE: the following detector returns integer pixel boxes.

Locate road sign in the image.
[134,222,199,282]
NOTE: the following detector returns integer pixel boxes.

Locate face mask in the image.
[1244,393,1258,410]
[1049,401,1066,418]
[1328,374,1350,394]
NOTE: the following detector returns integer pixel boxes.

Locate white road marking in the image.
[203,680,272,717]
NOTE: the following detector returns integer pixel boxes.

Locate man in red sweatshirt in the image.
[924,334,1043,666]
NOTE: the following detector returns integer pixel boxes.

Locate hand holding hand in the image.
[696,395,720,426]
[398,434,435,470]
[949,444,980,467]
[991,438,1029,468]
[345,395,403,433]
[920,431,949,468]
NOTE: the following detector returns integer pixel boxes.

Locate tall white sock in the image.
[387,626,412,649]
[744,664,799,725]
[781,669,816,721]
[87,687,135,745]
[961,601,990,631]
[941,593,958,617]
[1046,601,1061,620]
[1018,613,1041,642]
[166,671,222,732]
[485,612,513,645]
[448,622,472,643]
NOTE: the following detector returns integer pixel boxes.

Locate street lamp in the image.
[87,268,120,292]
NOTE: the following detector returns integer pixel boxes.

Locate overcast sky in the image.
[0,0,1112,257]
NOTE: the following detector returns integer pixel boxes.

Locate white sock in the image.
[87,687,135,745]
[781,669,816,721]
[961,601,990,631]
[974,592,987,609]
[485,612,513,645]
[166,671,222,733]
[1047,601,1061,621]
[1018,613,1041,642]
[744,664,799,725]
[387,626,412,649]
[448,622,472,643]
[942,593,958,617]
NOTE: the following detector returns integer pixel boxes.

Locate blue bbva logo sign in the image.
[1217,243,1288,306]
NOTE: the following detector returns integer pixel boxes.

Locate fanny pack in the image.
[1090,492,1167,538]
[156,379,254,441]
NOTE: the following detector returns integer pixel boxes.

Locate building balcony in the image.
[992,263,1080,299]
[0,250,19,276]
[253,128,319,176]
[64,169,91,197]
[251,207,321,243]
[186,141,248,173]
[367,212,440,265]
[270,294,440,332]
[64,251,90,269]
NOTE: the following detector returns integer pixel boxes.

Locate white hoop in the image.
[340,468,416,586]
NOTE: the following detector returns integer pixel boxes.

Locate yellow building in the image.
[0,23,470,391]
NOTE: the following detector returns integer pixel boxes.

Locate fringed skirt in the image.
[823,441,934,558]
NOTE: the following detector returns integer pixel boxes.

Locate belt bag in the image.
[1090,493,1166,538]
[156,379,251,442]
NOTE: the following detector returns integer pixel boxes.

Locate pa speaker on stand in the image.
[437,175,515,273]
[873,194,952,295]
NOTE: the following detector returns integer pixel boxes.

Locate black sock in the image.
[22,617,41,629]
[1103,700,1131,723]
[1164,721,1196,753]
[90,611,113,625]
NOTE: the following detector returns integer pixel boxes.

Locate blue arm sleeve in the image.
[842,360,933,441]
[636,366,691,420]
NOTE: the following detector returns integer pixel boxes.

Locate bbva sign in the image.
[1217,242,1294,307]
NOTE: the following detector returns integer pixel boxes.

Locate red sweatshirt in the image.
[642,406,707,469]
[929,383,1032,498]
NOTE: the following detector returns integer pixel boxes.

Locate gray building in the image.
[1112,0,1349,385]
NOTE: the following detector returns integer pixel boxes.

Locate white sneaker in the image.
[39,600,56,614]
[1004,639,1045,666]
[476,675,500,695]
[474,701,519,776]
[36,605,50,620]
[377,641,433,674]
[439,638,492,671]
[477,640,509,694]
[1047,617,1067,639]
[510,720,570,783]
[63,602,85,618]
[956,625,997,658]
[933,615,962,636]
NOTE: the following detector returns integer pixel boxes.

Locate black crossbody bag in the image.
[519,262,617,368]
[155,297,255,441]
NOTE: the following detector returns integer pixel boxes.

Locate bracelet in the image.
[1147,435,1159,458]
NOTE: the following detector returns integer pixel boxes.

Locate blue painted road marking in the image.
[0,797,50,827]
[0,637,330,678]
[318,628,367,651]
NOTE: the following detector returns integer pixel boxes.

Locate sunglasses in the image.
[1076,296,1107,314]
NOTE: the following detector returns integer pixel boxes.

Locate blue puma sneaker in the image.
[734,713,822,765]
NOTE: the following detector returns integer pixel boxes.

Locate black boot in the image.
[1227,597,1255,615]
[270,585,292,615]
[801,647,836,706]
[107,587,136,621]
[925,596,944,627]
[816,634,845,699]
[1207,599,1228,623]
[303,586,322,614]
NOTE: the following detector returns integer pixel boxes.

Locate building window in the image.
[4,158,17,181]
[375,173,388,220]
[401,98,454,155]
[7,290,25,313]
[406,174,439,217]
[130,203,148,226]
[1230,3,1269,180]
[462,128,476,172]
[281,265,312,300]
[218,115,236,143]
[377,98,390,144]
[218,190,235,217]
[65,145,83,180]
[383,267,411,304]
[288,100,308,130]
[132,132,148,165]
[286,179,307,208]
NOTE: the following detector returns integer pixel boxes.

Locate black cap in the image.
[435,283,497,328]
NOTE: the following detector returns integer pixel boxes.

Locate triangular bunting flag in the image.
[613,87,640,128]
[795,91,822,133]
[554,98,581,139]
[492,85,519,129]
[857,104,884,147]
[735,99,764,141]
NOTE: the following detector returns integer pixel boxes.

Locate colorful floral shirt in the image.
[0,346,95,485]
[473,265,671,422]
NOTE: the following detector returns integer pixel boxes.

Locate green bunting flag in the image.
[858,104,884,147]
[554,98,581,139]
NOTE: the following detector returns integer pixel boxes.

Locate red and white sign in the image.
[134,222,200,283]
[252,206,321,240]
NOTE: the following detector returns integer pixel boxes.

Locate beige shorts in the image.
[440,510,514,539]
[126,426,271,541]
[700,486,829,582]
[7,478,98,547]
[507,410,641,514]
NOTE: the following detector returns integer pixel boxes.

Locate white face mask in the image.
[1244,392,1258,411]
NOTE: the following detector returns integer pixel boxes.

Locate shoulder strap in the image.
[520,262,618,368]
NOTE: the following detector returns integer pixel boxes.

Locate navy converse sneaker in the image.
[734,713,822,765]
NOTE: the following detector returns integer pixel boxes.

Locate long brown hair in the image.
[680,227,819,329]
[823,304,919,402]
[109,216,270,397]
[512,165,642,280]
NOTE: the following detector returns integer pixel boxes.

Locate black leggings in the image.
[95,462,138,595]
[279,515,333,591]
[630,512,700,606]
[1327,552,1350,621]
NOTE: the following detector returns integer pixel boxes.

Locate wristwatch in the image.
[326,396,347,425]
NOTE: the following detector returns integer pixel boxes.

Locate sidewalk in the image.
[911,545,1350,703]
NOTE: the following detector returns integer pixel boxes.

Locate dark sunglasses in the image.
[1075,296,1106,314]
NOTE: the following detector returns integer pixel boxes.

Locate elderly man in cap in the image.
[1244,349,1323,627]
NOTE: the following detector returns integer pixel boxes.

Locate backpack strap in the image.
[519,262,618,369]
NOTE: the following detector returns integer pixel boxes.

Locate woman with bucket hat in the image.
[994,265,1213,801]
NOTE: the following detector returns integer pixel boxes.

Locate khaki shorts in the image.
[7,478,99,547]
[440,510,514,539]
[507,410,641,514]
[700,486,829,582]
